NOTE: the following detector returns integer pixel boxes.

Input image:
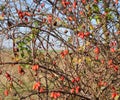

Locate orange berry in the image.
[115,0,118,4]
[4,89,9,96]
[63,50,69,55]
[110,47,115,53]
[50,92,54,98]
[32,65,39,71]
[18,66,25,75]
[68,16,73,21]
[108,59,113,65]
[47,15,52,23]
[24,12,31,16]
[94,46,100,54]
[33,82,41,90]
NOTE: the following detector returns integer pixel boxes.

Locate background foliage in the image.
[0,0,120,100]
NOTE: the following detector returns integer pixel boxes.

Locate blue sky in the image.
[1,0,120,48]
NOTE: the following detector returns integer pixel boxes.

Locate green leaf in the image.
[31,28,39,35]
[94,15,100,19]
[25,65,30,69]
[105,8,110,12]
[23,64,30,69]
[0,5,5,11]
[34,21,39,27]
[106,13,113,20]
[30,33,35,39]
[21,52,24,57]
[92,4,99,12]
[18,41,25,47]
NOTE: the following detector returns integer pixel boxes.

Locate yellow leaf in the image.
[114,95,119,100]
[77,46,85,52]
[72,57,82,64]
[90,24,94,30]
[86,57,91,62]
[73,57,77,62]
[85,41,90,46]
[16,58,19,62]
[78,59,82,63]
[96,19,100,24]
[13,56,19,62]
[0,15,4,20]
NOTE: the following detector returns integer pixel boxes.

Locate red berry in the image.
[39,87,44,93]
[108,60,113,65]
[63,50,69,55]
[70,88,74,93]
[71,79,75,83]
[60,76,65,81]
[47,15,52,23]
[4,89,9,96]
[79,11,84,15]
[78,32,85,39]
[5,72,11,81]
[110,47,115,53]
[113,66,118,72]
[101,60,104,64]
[94,46,100,54]
[94,0,98,3]
[95,55,99,60]
[75,86,80,93]
[33,82,41,90]
[111,92,118,99]
[50,92,54,98]
[82,0,86,4]
[75,77,80,82]
[98,81,107,87]
[32,65,39,71]
[73,1,77,8]
[41,3,45,8]
[56,92,61,97]
[0,70,2,75]
[84,32,90,37]
[18,66,25,75]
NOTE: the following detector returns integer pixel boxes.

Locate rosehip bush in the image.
[0,0,120,100]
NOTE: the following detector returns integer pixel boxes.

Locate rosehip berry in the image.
[94,46,100,54]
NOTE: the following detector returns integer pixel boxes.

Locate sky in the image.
[1,0,120,49]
